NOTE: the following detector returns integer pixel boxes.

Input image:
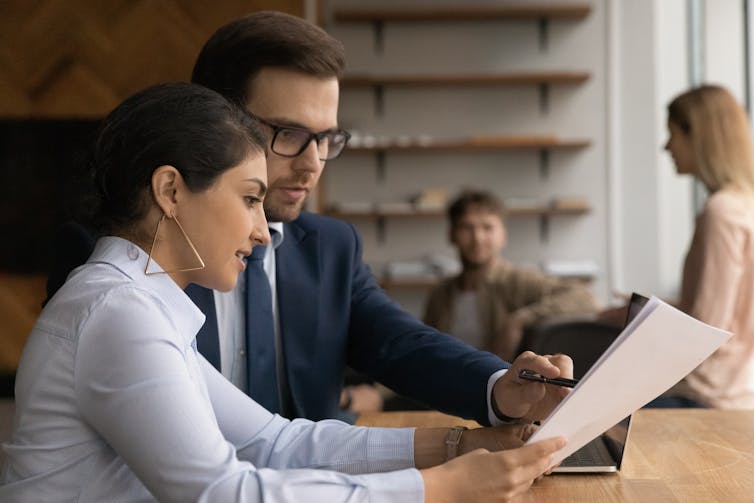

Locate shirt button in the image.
[239,350,246,356]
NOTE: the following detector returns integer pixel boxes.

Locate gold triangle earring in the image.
[145,213,206,275]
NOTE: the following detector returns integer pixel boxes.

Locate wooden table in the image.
[357,409,754,502]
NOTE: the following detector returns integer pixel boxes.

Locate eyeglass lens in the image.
[272,128,349,160]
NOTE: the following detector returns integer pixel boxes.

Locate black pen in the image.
[518,369,579,388]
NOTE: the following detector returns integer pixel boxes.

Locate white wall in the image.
[609,0,694,301]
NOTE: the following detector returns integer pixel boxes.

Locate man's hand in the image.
[341,384,384,414]
[492,351,574,422]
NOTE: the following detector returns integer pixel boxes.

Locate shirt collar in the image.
[87,236,206,345]
[268,221,284,249]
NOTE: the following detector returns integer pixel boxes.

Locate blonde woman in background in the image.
[653,84,754,409]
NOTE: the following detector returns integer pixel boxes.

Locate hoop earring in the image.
[145,213,206,275]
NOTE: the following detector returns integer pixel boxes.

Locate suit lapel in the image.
[276,221,321,417]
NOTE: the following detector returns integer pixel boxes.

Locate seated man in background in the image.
[424,190,599,361]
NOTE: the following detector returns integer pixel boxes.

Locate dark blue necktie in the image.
[246,242,280,413]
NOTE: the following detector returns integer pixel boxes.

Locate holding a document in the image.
[526,296,732,467]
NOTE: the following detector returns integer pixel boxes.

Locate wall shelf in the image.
[326,1,598,301]
[332,4,592,52]
[342,72,590,88]
[327,205,590,220]
[347,136,590,153]
[327,203,590,244]
[378,273,594,290]
[345,136,590,179]
[334,5,592,23]
[342,72,590,115]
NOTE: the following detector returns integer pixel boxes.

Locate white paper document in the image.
[526,296,733,467]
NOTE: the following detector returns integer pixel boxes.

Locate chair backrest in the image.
[519,319,622,379]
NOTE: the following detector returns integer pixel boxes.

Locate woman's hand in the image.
[459,423,537,454]
[421,436,566,503]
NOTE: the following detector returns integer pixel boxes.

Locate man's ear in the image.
[151,165,184,217]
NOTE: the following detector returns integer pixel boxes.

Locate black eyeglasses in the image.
[249,113,351,161]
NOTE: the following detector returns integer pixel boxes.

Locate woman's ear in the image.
[151,165,184,216]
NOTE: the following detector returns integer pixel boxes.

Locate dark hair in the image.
[448,190,506,228]
[82,82,266,234]
[191,10,346,107]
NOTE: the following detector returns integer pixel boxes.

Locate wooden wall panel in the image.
[0,0,305,373]
[0,0,305,117]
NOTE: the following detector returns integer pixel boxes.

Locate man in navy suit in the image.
[47,11,571,425]
[185,11,572,425]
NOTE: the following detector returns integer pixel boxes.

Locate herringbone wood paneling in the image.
[0,0,304,372]
[0,0,305,117]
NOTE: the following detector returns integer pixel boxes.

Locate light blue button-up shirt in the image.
[0,237,422,502]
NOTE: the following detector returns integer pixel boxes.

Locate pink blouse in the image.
[671,188,754,408]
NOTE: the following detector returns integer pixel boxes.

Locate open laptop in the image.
[553,292,649,473]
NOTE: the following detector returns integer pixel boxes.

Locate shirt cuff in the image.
[356,468,425,503]
[487,368,509,426]
[366,426,416,472]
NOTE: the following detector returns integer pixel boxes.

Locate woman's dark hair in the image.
[82,82,266,234]
[448,190,506,229]
[191,10,346,108]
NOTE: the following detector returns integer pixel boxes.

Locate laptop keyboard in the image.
[560,437,616,467]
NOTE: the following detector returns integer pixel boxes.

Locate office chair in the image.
[518,318,622,379]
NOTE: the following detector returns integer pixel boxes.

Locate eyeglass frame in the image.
[248,112,351,161]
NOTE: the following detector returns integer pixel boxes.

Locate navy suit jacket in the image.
[46,215,510,424]
[266,212,509,423]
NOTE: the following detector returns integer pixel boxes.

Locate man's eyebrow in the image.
[265,117,339,133]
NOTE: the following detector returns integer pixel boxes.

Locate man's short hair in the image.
[191,10,346,107]
[448,190,506,228]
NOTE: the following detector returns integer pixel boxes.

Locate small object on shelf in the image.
[375,200,415,213]
[395,135,413,147]
[542,260,598,280]
[468,134,559,147]
[551,196,590,211]
[361,134,378,148]
[503,197,550,211]
[411,188,449,211]
[416,134,434,146]
[328,201,375,214]
[383,260,435,279]
[425,254,461,277]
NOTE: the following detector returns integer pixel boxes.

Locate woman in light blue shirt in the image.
[0,83,564,502]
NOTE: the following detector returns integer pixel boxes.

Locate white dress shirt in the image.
[0,237,422,502]
[215,222,284,395]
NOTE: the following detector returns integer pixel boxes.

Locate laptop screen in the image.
[602,292,650,468]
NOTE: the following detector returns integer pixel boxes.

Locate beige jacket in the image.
[423,259,598,361]
[668,188,754,409]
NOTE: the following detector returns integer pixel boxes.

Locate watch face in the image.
[445,426,468,460]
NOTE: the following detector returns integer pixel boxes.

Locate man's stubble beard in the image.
[263,195,308,223]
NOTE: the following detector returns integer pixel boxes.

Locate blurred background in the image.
[0,0,748,378]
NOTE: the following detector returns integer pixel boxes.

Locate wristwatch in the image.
[445,426,468,461]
